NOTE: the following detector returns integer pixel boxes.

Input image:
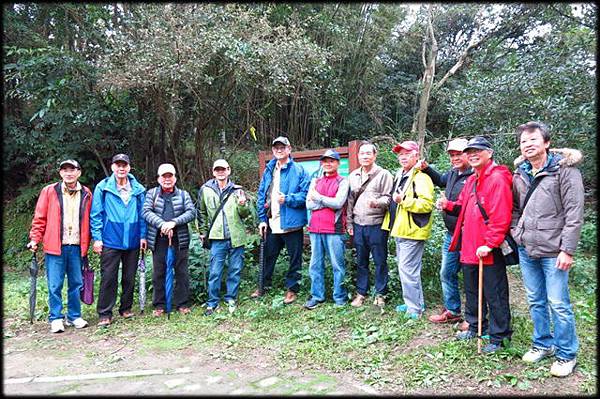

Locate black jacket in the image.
[422,165,473,233]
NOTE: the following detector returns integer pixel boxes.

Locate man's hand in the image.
[436,192,447,211]
[393,193,402,204]
[93,240,103,255]
[27,240,38,252]
[347,226,354,236]
[140,239,147,251]
[277,192,286,205]
[161,221,176,235]
[556,251,574,271]
[368,199,378,208]
[237,190,247,206]
[476,245,492,258]
[258,222,268,239]
[415,159,429,171]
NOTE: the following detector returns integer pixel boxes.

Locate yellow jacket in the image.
[382,169,435,240]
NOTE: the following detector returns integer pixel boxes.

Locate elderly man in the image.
[304,150,350,309]
[91,154,147,327]
[417,138,473,328]
[198,159,251,315]
[253,136,311,304]
[142,163,196,317]
[439,136,513,354]
[347,141,394,308]
[512,121,584,377]
[28,159,92,333]
[382,141,434,319]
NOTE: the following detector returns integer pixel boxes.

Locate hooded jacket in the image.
[90,173,147,250]
[29,182,92,257]
[511,148,584,258]
[447,161,513,265]
[382,168,435,240]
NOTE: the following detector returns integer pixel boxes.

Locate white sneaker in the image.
[522,346,555,363]
[550,357,577,377]
[65,317,89,329]
[227,300,237,314]
[50,319,65,333]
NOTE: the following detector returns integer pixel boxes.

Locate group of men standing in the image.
[27,121,584,378]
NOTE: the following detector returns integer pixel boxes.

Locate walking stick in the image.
[477,256,483,354]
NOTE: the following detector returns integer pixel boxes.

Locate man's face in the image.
[272,144,291,161]
[321,158,339,174]
[520,129,549,160]
[213,166,231,181]
[397,148,418,171]
[111,161,130,179]
[358,144,377,167]
[59,166,81,185]
[465,148,493,170]
[158,173,176,189]
[448,150,469,170]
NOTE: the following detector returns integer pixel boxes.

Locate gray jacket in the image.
[142,186,196,251]
[511,148,584,258]
[347,164,394,226]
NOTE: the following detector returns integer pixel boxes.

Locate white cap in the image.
[212,159,230,170]
[157,163,176,176]
[446,138,469,152]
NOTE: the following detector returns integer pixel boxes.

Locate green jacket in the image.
[197,179,251,248]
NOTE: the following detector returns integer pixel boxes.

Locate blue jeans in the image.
[207,240,245,308]
[309,233,347,304]
[353,223,389,296]
[519,246,579,360]
[440,232,462,315]
[45,245,83,322]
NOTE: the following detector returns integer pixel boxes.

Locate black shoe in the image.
[204,306,218,316]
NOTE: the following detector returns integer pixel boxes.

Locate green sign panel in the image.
[297,158,350,178]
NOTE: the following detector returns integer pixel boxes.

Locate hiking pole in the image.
[477,256,483,354]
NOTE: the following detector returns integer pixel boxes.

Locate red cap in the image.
[392,140,419,154]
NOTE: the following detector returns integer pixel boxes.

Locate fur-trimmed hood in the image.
[513,148,583,168]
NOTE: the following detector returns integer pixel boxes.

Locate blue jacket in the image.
[257,157,310,230]
[90,173,148,250]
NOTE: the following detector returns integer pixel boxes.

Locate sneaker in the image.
[550,358,577,377]
[283,290,298,305]
[178,307,191,315]
[428,309,462,324]
[227,300,237,314]
[303,298,323,310]
[50,319,65,333]
[522,346,556,363]
[120,310,135,319]
[395,303,425,313]
[65,317,88,329]
[153,308,165,317]
[351,293,366,307]
[373,295,385,307]
[334,301,347,308]
[97,317,111,328]
[455,330,477,341]
[482,342,503,354]
[204,306,218,316]
[454,320,470,331]
[406,312,421,320]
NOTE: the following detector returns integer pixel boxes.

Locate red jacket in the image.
[29,182,93,257]
[446,161,512,265]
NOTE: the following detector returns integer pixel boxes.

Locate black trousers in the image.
[462,254,513,345]
[263,228,304,293]
[97,247,139,318]
[152,236,190,310]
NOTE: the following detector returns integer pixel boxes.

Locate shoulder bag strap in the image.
[472,182,489,225]
[206,188,235,236]
[355,168,381,201]
[521,175,546,213]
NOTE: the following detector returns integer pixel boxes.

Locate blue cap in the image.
[320,149,341,161]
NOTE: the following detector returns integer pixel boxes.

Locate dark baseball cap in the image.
[111,153,130,164]
[464,136,493,152]
[320,149,341,161]
[59,159,80,170]
[272,136,291,146]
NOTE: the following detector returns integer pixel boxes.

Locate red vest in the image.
[308,173,346,234]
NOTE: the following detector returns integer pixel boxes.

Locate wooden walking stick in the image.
[477,256,483,354]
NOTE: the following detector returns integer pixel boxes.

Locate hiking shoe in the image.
[250,289,263,298]
[406,312,421,320]
[395,303,425,313]
[204,306,218,316]
[227,300,237,314]
[283,290,297,304]
[550,357,577,377]
[65,317,88,329]
[178,307,191,315]
[522,346,556,363]
[455,330,477,341]
[50,319,65,333]
[153,308,165,317]
[428,309,462,324]
[120,310,135,319]
[351,293,366,307]
[454,320,470,331]
[373,295,385,307]
[97,318,111,328]
[303,298,323,310]
[334,301,347,308]
[482,342,503,354]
